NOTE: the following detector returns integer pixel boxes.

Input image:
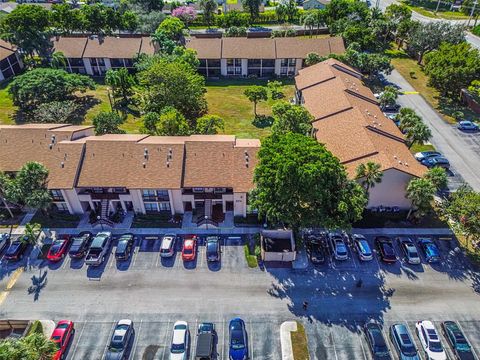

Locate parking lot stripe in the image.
[358,333,368,360]
[132,247,139,268]
[161,320,171,360]
[221,319,225,360]
[191,319,198,358]
[331,331,339,360]
[249,320,254,360]
[131,319,142,359]
[155,251,161,268]
[62,257,71,270]
[0,268,23,306]
[101,322,116,360]
[69,321,86,360]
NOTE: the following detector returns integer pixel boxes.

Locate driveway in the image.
[384,69,480,192]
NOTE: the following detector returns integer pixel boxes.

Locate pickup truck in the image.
[195,322,215,360]
[85,232,112,266]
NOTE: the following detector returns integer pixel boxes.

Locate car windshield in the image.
[429,340,443,352]
[408,248,418,257]
[231,330,245,349]
[110,335,125,350]
[50,241,64,254]
[383,243,394,255]
[171,343,185,353]
[358,240,371,255]
[52,335,61,341]
[57,323,69,329]
[183,248,193,255]
[207,242,217,253]
[71,238,84,247]
[117,241,128,252]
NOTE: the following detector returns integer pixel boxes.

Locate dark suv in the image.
[68,233,92,259]
[206,236,221,262]
[115,234,134,261]
[365,322,391,359]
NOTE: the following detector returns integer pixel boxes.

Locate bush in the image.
[472,25,480,37]
[224,26,247,37]
[244,244,258,268]
[27,320,43,336]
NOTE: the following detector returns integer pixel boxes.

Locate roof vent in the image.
[398,160,402,164]
[166,161,170,168]
[49,144,53,150]
[405,162,409,166]
[142,162,146,168]
[144,148,149,160]
[394,155,397,159]
[60,162,64,168]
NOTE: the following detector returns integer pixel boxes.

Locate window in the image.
[262,59,275,68]
[144,203,158,212]
[55,202,69,212]
[193,188,204,193]
[214,188,226,193]
[142,189,156,197]
[288,58,296,66]
[248,59,261,67]
[199,59,207,67]
[156,190,168,197]
[113,188,126,193]
[208,59,221,67]
[158,202,171,211]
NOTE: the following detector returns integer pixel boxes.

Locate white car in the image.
[415,321,446,360]
[160,234,176,258]
[169,321,189,360]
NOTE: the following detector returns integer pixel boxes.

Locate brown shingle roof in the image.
[222,38,276,59]
[0,125,91,189]
[140,37,156,55]
[297,59,426,178]
[83,36,142,59]
[186,38,222,59]
[275,37,345,59]
[52,37,88,58]
[0,39,15,61]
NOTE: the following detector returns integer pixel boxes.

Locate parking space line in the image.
[155,251,161,268]
[161,320,171,360]
[221,319,225,360]
[130,319,142,360]
[358,333,368,360]
[331,331,339,360]
[249,320,254,360]
[109,250,116,269]
[456,322,480,360]
[62,257,71,270]
[132,247,139,268]
[191,319,198,358]
[101,322,116,360]
[69,321,86,360]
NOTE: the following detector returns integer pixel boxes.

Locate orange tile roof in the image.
[297,59,426,178]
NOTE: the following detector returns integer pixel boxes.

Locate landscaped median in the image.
[281,321,309,360]
[244,233,261,268]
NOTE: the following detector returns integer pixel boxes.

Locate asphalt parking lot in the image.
[66,316,281,360]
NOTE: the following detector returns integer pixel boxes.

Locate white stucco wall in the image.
[83,58,93,75]
[61,189,84,214]
[169,189,184,214]
[366,169,414,209]
[129,189,145,214]
[233,192,247,217]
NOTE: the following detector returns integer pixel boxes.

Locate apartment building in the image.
[295,59,427,208]
[0,125,259,222]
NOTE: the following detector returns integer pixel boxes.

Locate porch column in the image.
[241,59,248,76]
[83,58,93,75]
[274,59,281,76]
[120,200,127,212]
[88,199,95,211]
[220,59,227,76]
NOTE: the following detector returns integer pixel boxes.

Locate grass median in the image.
[291,321,309,360]
[244,244,258,268]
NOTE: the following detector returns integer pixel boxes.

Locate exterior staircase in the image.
[93,199,114,228]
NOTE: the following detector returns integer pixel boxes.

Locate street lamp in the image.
[97,215,104,231]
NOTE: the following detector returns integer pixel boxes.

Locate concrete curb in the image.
[40,319,56,338]
[280,321,297,360]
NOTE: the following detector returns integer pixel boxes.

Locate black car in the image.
[0,233,10,253]
[365,322,391,359]
[306,236,326,265]
[105,319,134,360]
[206,236,221,262]
[115,234,134,261]
[375,236,397,263]
[68,233,92,259]
[4,236,29,261]
[442,321,475,360]
[381,103,400,112]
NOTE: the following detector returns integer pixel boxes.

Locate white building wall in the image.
[220,59,227,76]
[103,58,112,72]
[83,58,93,75]
[61,189,83,214]
[0,70,4,81]
[169,189,184,214]
[129,189,145,214]
[366,169,414,209]
[233,192,247,217]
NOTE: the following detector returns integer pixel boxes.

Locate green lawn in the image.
[402,0,470,19]
[206,78,295,139]
[0,77,294,139]
[386,48,477,125]
[291,322,309,360]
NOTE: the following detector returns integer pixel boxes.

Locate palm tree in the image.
[406,177,436,219]
[199,0,217,28]
[0,172,14,218]
[23,222,41,246]
[302,13,316,37]
[50,51,67,69]
[405,121,432,149]
[19,333,57,360]
[355,162,383,193]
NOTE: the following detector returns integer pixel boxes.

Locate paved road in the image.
[384,69,480,191]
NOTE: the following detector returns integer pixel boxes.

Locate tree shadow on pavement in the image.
[27,269,48,301]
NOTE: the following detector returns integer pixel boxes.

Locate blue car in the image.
[458,120,479,132]
[389,323,419,360]
[418,238,440,263]
[229,318,248,360]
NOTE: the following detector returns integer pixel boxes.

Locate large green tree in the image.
[406,21,465,64]
[271,102,313,135]
[406,177,436,219]
[143,106,190,136]
[105,68,135,106]
[9,68,95,111]
[92,111,126,135]
[50,4,85,35]
[242,0,262,22]
[424,42,480,99]
[157,16,185,40]
[3,162,52,213]
[355,162,383,193]
[0,4,51,59]
[251,133,367,232]
[195,115,225,135]
[441,184,480,246]
[137,56,207,121]
[199,0,217,28]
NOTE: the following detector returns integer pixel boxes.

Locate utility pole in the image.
[435,0,442,14]
[468,0,478,27]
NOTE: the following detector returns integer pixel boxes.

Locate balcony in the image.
[182,189,233,200]
[142,196,170,202]
[78,188,130,200]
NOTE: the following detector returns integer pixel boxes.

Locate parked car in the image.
[85,232,112,266]
[442,321,475,360]
[206,236,221,262]
[352,234,373,261]
[457,120,479,132]
[4,236,29,261]
[229,318,248,360]
[68,233,92,259]
[364,321,391,359]
[414,151,442,162]
[160,234,176,258]
[105,319,134,360]
[375,236,397,263]
[50,320,75,360]
[115,234,134,261]
[397,237,421,265]
[418,238,441,263]
[195,322,215,360]
[0,233,10,254]
[329,232,348,261]
[389,323,420,360]
[170,321,189,360]
[47,237,70,262]
[182,235,197,262]
[306,237,325,265]
[382,103,401,112]
[421,156,450,169]
[415,320,446,360]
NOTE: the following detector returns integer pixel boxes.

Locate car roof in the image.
[161,237,174,248]
[184,239,195,247]
[118,234,133,241]
[376,236,391,242]
[173,321,187,343]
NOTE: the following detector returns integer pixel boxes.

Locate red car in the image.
[182,236,197,261]
[50,320,74,360]
[47,237,70,262]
